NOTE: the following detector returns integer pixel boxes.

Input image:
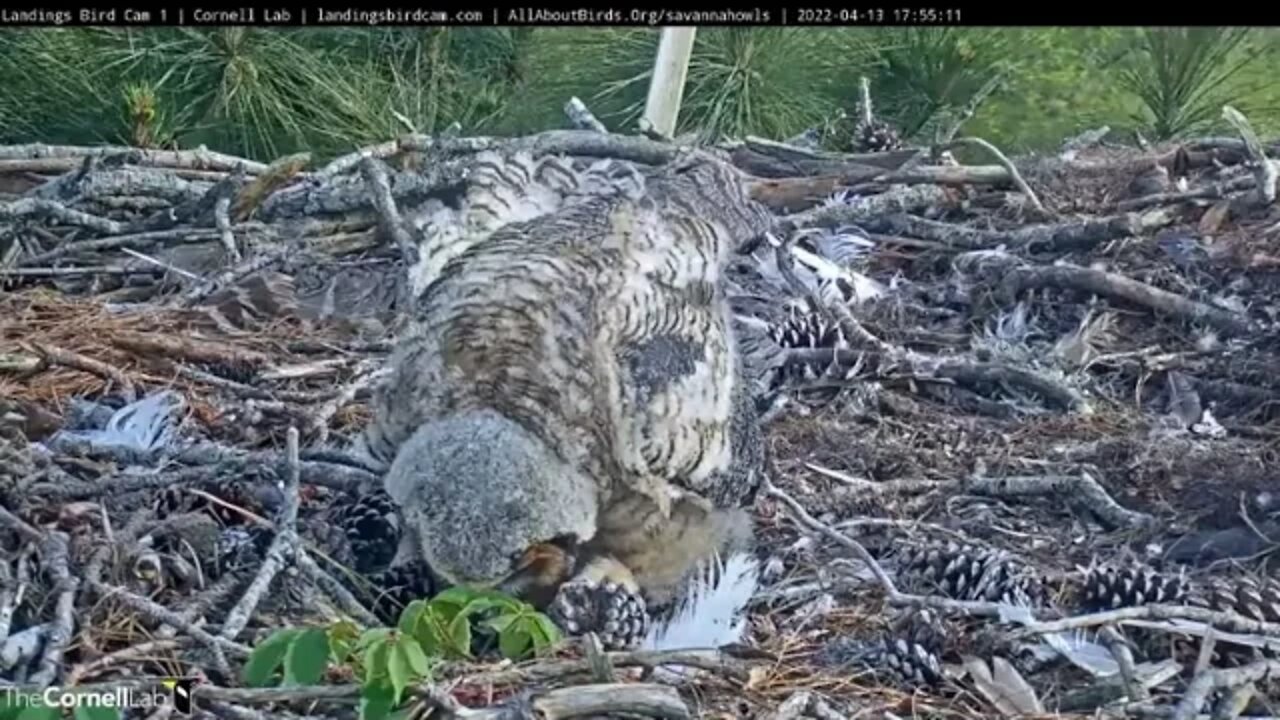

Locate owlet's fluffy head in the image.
[381,409,600,587]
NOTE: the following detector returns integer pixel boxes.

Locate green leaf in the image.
[397,599,429,635]
[530,613,563,648]
[329,619,360,665]
[483,612,519,634]
[15,707,59,720]
[284,626,332,686]
[362,636,393,686]
[74,706,122,720]
[498,623,532,660]
[455,597,500,617]
[358,682,395,720]
[410,607,445,657]
[0,693,25,719]
[429,587,479,621]
[357,627,394,651]
[398,637,433,678]
[465,588,524,611]
[447,614,472,658]
[242,627,302,687]
[386,638,413,705]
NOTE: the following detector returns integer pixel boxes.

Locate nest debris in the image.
[2,98,1280,720]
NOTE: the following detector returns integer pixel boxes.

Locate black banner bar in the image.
[1,2,1277,26]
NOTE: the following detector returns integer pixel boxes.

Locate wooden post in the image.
[643,28,697,138]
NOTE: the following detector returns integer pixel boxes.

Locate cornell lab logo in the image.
[162,678,199,714]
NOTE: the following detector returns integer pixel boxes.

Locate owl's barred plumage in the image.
[362,150,774,641]
[404,152,645,296]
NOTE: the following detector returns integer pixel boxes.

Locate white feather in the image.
[1039,630,1120,677]
[641,551,759,654]
[805,226,875,267]
[51,390,184,455]
[790,246,885,303]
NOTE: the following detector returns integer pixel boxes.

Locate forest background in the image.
[1,27,1275,161]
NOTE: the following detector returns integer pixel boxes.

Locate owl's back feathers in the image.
[364,149,773,599]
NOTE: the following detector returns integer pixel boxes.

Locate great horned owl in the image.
[359,149,774,648]
[402,151,645,297]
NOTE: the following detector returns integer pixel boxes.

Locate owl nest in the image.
[2,112,1280,719]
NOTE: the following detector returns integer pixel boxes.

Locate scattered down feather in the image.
[801,225,876,267]
[1037,629,1121,678]
[641,550,760,673]
[50,390,184,458]
[961,655,1044,716]
[748,244,884,309]
[789,244,886,305]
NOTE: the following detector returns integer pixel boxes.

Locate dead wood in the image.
[0,197,124,234]
[999,262,1255,335]
[844,207,1178,253]
[942,136,1048,216]
[455,683,690,720]
[232,153,310,222]
[109,331,271,374]
[748,176,851,213]
[743,135,920,171]
[22,341,138,402]
[863,163,1012,187]
[15,226,255,267]
[1110,173,1255,212]
[777,186,961,235]
[220,428,301,641]
[358,157,418,269]
[731,146,895,182]
[564,97,608,134]
[1221,105,1278,206]
[5,110,1280,720]
[27,532,76,688]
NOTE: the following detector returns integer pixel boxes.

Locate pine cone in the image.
[154,474,283,526]
[1199,575,1280,624]
[1183,575,1280,667]
[193,360,260,384]
[896,541,1045,607]
[331,489,401,574]
[364,563,435,624]
[816,611,947,689]
[853,118,903,153]
[216,525,274,572]
[769,306,844,350]
[1080,563,1188,612]
[881,610,947,687]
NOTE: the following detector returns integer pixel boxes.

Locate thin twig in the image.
[28,532,77,688]
[0,507,46,545]
[87,577,247,668]
[1013,604,1280,639]
[220,427,302,641]
[66,639,190,684]
[1171,658,1280,720]
[762,478,897,593]
[564,97,608,134]
[306,362,387,443]
[942,136,1048,216]
[214,190,240,263]
[293,552,380,628]
[358,157,418,268]
[0,197,124,234]
[22,340,137,402]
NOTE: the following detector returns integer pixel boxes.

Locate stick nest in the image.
[2,113,1280,720]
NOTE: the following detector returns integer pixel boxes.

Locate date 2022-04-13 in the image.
[792,7,964,24]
